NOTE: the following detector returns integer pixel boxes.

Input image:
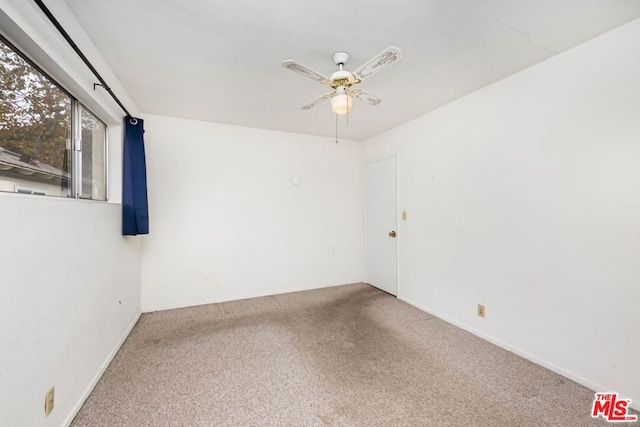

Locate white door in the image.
[365,156,398,295]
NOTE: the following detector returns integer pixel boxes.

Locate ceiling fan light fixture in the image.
[282,46,403,119]
[331,86,353,115]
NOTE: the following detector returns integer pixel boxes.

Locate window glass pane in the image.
[0,38,72,197]
[80,107,106,200]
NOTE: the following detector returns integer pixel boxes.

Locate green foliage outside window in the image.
[0,38,71,171]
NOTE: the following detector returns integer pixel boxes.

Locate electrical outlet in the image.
[477,304,486,318]
[45,386,54,417]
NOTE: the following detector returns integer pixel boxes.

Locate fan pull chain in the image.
[347,102,349,126]
[335,113,339,143]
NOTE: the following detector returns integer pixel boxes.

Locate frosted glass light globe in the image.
[331,88,353,115]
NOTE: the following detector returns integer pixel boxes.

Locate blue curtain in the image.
[122,117,149,235]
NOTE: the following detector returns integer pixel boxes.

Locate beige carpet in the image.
[72,283,622,426]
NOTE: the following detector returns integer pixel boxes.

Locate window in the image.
[80,107,106,200]
[0,35,106,200]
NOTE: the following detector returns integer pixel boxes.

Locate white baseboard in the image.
[142,281,364,313]
[62,313,142,427]
[396,296,640,413]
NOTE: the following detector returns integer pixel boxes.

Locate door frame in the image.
[364,153,400,296]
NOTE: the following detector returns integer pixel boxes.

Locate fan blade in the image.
[353,46,403,82]
[301,92,333,110]
[282,60,331,85]
[355,90,382,106]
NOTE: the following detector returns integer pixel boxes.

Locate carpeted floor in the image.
[72,283,622,426]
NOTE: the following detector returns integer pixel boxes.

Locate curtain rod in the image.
[32,0,133,118]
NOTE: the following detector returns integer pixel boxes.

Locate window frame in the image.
[0,33,108,201]
[74,102,108,200]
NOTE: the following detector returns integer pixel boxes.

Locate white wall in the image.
[0,1,142,426]
[365,19,640,408]
[0,196,141,427]
[141,115,364,311]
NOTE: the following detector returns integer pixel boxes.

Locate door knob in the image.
[388,230,396,238]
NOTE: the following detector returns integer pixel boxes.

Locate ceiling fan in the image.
[282,46,403,115]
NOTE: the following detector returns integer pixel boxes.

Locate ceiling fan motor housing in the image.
[329,70,360,88]
[330,52,359,88]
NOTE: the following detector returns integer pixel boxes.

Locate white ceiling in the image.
[64,0,640,141]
